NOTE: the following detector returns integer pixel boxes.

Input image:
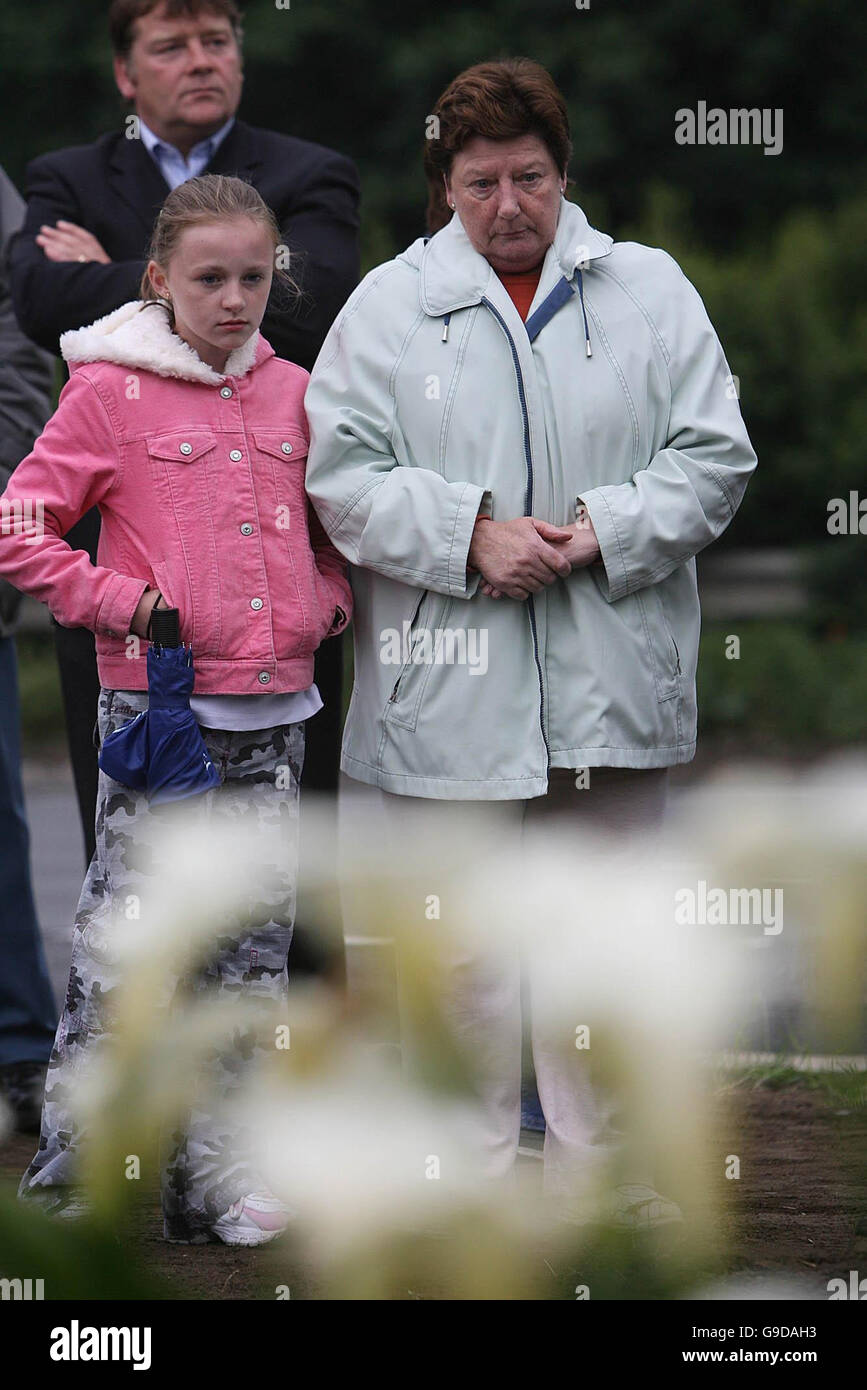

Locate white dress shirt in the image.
[138,115,235,191]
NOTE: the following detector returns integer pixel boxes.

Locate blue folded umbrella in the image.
[99,609,220,805]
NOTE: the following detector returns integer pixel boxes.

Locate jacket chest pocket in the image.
[252,430,310,537]
[146,430,219,492]
[145,431,221,654]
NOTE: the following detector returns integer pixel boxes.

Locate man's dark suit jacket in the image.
[8,115,360,371]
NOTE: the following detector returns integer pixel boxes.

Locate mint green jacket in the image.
[305,199,757,799]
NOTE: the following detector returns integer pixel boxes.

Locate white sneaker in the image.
[607,1184,684,1231]
[558,1183,684,1232]
[210,1190,292,1247]
[36,1189,95,1222]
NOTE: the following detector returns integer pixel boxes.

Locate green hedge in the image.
[697,621,867,748]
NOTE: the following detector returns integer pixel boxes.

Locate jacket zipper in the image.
[388,588,427,702]
[480,297,550,772]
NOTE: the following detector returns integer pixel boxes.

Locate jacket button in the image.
[240,522,253,535]
[229,449,243,462]
[281,442,293,455]
[258,671,271,684]
[179,442,193,455]
[220,386,233,398]
[250,597,264,610]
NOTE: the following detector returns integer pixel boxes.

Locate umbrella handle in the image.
[149,604,181,648]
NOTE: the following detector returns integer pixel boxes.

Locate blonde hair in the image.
[139,174,297,329]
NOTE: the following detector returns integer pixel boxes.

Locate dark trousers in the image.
[0,635,57,1064]
[54,510,346,985]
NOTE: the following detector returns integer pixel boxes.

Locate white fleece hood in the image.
[59,299,260,385]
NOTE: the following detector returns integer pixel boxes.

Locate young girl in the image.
[0,174,352,1245]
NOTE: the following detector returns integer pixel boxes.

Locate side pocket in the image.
[151,562,189,647]
[150,563,174,611]
[636,585,681,702]
[386,589,427,710]
[94,688,115,751]
[385,590,450,732]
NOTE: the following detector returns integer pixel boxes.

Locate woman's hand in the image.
[468,516,574,601]
[535,515,601,570]
[129,588,167,639]
[474,517,601,599]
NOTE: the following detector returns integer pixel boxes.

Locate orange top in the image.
[497,264,543,321]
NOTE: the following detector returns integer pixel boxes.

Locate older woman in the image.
[305,59,756,1225]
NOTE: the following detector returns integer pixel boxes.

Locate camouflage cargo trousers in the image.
[19,687,305,1242]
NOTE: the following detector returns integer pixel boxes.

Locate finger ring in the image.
[77,254,87,262]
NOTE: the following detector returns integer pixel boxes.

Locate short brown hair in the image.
[109,0,243,61]
[423,58,573,235]
[139,174,296,327]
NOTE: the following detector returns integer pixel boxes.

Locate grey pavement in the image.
[22,758,83,1013]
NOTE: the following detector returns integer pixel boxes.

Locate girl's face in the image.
[147,216,274,372]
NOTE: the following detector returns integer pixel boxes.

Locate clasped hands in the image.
[468,513,601,601]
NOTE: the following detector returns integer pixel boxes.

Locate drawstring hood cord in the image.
[439,261,593,356]
[576,268,593,358]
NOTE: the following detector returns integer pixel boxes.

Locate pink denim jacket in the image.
[0,301,352,694]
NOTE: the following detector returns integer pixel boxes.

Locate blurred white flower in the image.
[242,1050,510,1252]
[41,761,864,1293]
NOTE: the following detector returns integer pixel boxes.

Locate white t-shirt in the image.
[190,684,323,731]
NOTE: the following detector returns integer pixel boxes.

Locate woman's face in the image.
[444,133,566,274]
[148,216,274,371]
